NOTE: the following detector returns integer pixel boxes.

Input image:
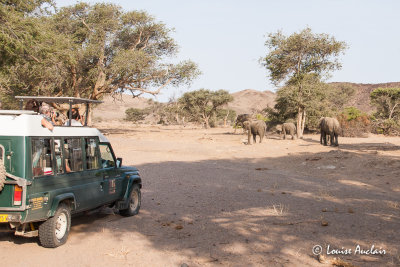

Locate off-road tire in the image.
[0,160,6,192]
[39,203,71,248]
[120,184,141,217]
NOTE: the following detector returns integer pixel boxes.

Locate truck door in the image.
[99,143,124,203]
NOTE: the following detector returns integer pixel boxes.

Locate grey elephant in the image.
[243,120,267,144]
[319,117,340,146]
[234,114,252,133]
[282,122,297,140]
[275,124,283,134]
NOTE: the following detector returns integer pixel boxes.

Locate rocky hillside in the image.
[93,94,151,121]
[227,89,276,115]
[330,82,400,113]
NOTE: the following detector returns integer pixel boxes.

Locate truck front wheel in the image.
[120,184,141,217]
[39,203,71,248]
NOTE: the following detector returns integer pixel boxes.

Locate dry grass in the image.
[271,203,289,215]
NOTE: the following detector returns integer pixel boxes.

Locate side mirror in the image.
[116,157,122,168]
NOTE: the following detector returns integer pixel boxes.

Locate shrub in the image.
[371,119,400,136]
[255,113,269,122]
[125,108,147,122]
[337,107,370,137]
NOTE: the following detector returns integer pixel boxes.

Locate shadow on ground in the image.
[67,150,400,266]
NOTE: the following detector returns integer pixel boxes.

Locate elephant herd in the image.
[234,114,340,146]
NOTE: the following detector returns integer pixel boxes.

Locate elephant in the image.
[243,120,267,144]
[319,117,340,146]
[282,122,297,140]
[234,114,252,133]
[275,124,283,134]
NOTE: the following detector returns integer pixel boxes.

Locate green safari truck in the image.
[0,97,141,248]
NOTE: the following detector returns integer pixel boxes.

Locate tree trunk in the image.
[296,107,306,138]
[223,109,230,127]
[301,109,306,137]
[204,117,210,128]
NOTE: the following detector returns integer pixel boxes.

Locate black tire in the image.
[39,203,71,248]
[0,160,6,192]
[120,184,141,217]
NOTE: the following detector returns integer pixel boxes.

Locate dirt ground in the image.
[1,123,399,267]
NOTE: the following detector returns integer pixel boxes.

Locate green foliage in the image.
[255,113,268,122]
[337,107,370,137]
[261,27,347,137]
[0,2,200,110]
[341,107,363,121]
[216,108,236,126]
[261,28,347,86]
[370,87,400,120]
[125,108,147,122]
[178,89,233,128]
[327,83,356,113]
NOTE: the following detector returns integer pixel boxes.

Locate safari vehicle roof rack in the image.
[15,96,103,126]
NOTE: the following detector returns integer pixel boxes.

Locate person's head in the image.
[25,99,40,113]
[67,108,81,120]
[39,103,51,116]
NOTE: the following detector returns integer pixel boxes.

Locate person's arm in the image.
[65,159,71,172]
[41,117,54,131]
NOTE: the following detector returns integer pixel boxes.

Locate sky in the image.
[55,0,400,102]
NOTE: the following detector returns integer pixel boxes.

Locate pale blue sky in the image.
[56,0,400,102]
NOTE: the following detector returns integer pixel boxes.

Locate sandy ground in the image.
[1,123,399,267]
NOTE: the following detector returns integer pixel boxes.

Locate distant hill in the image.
[93,82,400,121]
[93,94,150,121]
[227,89,276,115]
[330,82,400,113]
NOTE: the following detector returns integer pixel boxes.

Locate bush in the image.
[371,119,400,136]
[255,113,269,122]
[125,108,147,122]
[337,107,370,137]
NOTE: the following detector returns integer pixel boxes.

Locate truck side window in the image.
[32,138,53,177]
[53,139,64,174]
[99,144,115,168]
[85,138,99,170]
[64,138,83,172]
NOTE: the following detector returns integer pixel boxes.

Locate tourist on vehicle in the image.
[39,103,56,131]
[64,108,83,126]
[24,99,40,113]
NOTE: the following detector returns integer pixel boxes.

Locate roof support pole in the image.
[68,100,73,127]
[85,102,89,126]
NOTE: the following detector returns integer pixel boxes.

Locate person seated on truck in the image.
[64,108,83,126]
[39,103,56,131]
[24,99,40,113]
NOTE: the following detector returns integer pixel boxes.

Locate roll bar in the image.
[15,96,103,126]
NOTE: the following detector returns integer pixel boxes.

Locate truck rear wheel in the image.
[39,203,71,248]
[120,184,141,216]
[0,160,6,192]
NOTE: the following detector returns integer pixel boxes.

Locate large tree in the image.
[261,28,347,138]
[0,2,200,118]
[50,3,200,101]
[178,89,233,128]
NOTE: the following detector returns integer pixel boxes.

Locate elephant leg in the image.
[320,132,323,144]
[253,134,257,144]
[329,133,335,146]
[247,131,251,145]
[283,129,286,140]
[259,132,264,143]
[334,133,339,146]
[323,133,327,146]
